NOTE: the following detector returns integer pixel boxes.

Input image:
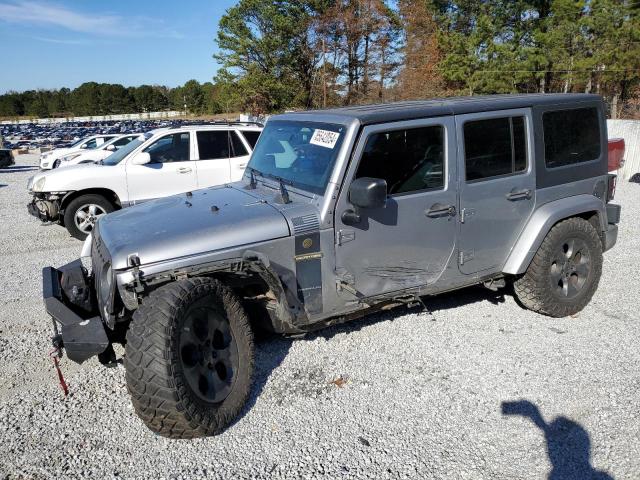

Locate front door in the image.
[126,131,197,203]
[334,117,458,298]
[456,109,536,275]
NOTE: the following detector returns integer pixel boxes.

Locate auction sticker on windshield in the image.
[310,129,340,149]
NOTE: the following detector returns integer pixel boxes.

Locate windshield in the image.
[102,137,144,166]
[69,137,88,148]
[247,120,346,195]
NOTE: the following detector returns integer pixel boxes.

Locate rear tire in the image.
[124,277,254,439]
[514,217,603,317]
[63,194,114,240]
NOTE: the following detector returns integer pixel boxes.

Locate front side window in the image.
[355,125,445,194]
[248,121,345,194]
[543,108,601,168]
[196,131,229,160]
[144,132,190,163]
[111,137,132,149]
[464,116,527,182]
[83,138,98,149]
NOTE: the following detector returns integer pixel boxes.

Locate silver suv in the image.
[42,94,620,439]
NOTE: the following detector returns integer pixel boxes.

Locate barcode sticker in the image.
[310,129,340,149]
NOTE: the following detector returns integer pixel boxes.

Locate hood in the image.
[30,163,106,192]
[98,186,291,269]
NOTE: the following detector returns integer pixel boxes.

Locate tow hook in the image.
[49,324,69,396]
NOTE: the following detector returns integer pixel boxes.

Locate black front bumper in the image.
[43,263,109,364]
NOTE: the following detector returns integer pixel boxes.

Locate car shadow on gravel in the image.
[232,285,508,428]
[229,335,293,429]
[0,165,38,173]
[502,400,614,480]
[308,284,509,342]
[0,183,7,188]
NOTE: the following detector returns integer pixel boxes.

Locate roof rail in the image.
[168,121,264,129]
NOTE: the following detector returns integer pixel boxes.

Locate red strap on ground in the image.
[50,351,69,396]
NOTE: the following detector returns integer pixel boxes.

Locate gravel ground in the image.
[1,154,639,479]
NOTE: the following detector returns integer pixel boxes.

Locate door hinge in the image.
[459,250,474,265]
[337,229,355,245]
[460,208,475,224]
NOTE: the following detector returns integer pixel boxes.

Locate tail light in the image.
[607,174,617,202]
[608,138,625,171]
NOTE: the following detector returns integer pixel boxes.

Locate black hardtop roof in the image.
[288,93,601,125]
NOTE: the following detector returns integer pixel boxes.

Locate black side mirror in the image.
[349,177,387,209]
[343,177,387,225]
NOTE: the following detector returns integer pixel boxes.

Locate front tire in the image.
[63,194,114,240]
[514,217,603,317]
[124,277,254,439]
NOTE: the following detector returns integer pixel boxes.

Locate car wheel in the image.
[124,277,254,439]
[63,194,114,240]
[514,217,603,317]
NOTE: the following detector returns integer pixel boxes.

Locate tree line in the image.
[215,0,640,117]
[0,80,225,118]
[2,0,639,119]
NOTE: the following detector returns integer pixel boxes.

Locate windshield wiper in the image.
[262,172,292,204]
[246,166,258,189]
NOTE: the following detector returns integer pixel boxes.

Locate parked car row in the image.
[31,94,623,440]
[1,118,241,152]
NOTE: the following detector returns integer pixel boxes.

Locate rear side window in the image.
[230,131,248,157]
[543,108,601,168]
[197,131,229,160]
[464,116,527,182]
[355,125,444,195]
[241,130,261,149]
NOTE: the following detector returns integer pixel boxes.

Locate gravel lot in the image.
[1,154,639,479]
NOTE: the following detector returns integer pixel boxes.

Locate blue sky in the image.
[0,0,238,93]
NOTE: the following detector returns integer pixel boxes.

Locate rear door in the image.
[194,130,232,188]
[456,109,535,274]
[125,131,197,202]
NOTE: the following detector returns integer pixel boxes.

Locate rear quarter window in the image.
[543,107,601,168]
[240,130,261,149]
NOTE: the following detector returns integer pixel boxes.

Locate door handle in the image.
[506,188,532,201]
[177,167,192,174]
[237,163,247,169]
[425,203,456,218]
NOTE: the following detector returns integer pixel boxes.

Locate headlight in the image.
[62,153,82,162]
[33,177,46,191]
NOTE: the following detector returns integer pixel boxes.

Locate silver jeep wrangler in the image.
[42,94,620,438]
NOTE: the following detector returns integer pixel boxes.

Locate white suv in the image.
[40,134,118,169]
[28,124,263,239]
[55,134,141,168]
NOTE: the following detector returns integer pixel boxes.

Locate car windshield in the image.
[102,137,144,166]
[69,137,88,148]
[247,120,346,195]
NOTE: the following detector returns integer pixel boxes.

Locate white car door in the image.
[193,130,232,188]
[229,130,251,181]
[125,132,197,203]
